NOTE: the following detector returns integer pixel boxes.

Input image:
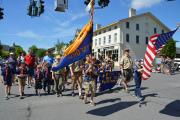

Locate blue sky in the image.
[0,0,180,51]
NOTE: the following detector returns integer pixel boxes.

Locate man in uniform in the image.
[119,49,133,93]
[69,60,83,99]
[52,55,65,97]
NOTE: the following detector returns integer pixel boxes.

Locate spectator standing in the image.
[24,50,36,87]
[16,62,27,99]
[1,61,13,100]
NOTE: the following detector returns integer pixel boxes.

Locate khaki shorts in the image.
[122,69,133,82]
[71,72,83,85]
[84,80,95,96]
[18,78,26,87]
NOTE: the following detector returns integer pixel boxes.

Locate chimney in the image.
[96,24,101,30]
[129,8,136,17]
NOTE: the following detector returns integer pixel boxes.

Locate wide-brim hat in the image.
[124,48,130,52]
[56,55,61,59]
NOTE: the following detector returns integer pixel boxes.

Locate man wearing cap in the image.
[119,49,133,93]
[52,55,65,97]
[69,60,83,99]
[133,59,143,100]
[1,61,13,99]
[7,52,17,84]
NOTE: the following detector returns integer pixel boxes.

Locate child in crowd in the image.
[34,65,43,96]
[43,63,51,94]
[1,61,13,100]
[133,59,143,100]
[16,62,27,99]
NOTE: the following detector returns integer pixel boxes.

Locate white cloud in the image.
[131,0,163,10]
[16,31,42,40]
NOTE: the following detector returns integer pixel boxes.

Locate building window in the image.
[126,22,129,29]
[126,34,129,43]
[162,29,164,34]
[114,26,117,29]
[114,33,117,43]
[99,31,101,34]
[145,37,148,45]
[103,36,106,44]
[136,24,139,31]
[108,35,111,43]
[95,39,97,46]
[108,28,111,31]
[103,30,106,33]
[136,35,139,44]
[154,27,157,34]
[99,38,101,45]
[112,49,119,62]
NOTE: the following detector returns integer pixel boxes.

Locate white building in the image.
[92,8,170,66]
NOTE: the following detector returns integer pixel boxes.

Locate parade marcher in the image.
[133,59,143,100]
[83,55,97,106]
[34,65,43,96]
[52,55,65,97]
[17,52,25,66]
[1,61,13,100]
[16,62,27,99]
[24,50,36,87]
[69,60,83,99]
[42,51,54,92]
[42,51,54,67]
[42,63,52,94]
[160,55,166,73]
[165,57,172,75]
[119,49,133,93]
[7,52,17,84]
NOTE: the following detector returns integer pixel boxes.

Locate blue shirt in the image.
[43,55,54,66]
[133,65,142,80]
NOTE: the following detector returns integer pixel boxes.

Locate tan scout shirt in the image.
[52,62,65,75]
[120,55,133,69]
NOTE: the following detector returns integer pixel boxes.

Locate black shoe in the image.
[71,92,75,97]
[5,96,9,100]
[20,96,24,99]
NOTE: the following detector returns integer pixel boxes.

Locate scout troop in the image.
[1,48,144,106]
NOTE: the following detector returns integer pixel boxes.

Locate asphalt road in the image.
[0,72,180,120]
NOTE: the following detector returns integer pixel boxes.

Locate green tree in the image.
[0,40,2,57]
[28,45,38,54]
[55,40,66,55]
[36,48,46,58]
[14,45,25,58]
[1,50,9,58]
[161,38,176,59]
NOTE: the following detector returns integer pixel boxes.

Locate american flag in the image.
[142,29,178,80]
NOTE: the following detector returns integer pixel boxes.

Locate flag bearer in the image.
[133,59,143,100]
[83,55,97,106]
[52,55,65,97]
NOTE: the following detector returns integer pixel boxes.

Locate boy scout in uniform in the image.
[119,49,133,93]
[69,60,83,99]
[52,55,65,97]
[83,55,97,106]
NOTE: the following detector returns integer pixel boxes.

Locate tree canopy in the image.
[161,38,176,59]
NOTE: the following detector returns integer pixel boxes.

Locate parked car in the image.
[174,58,180,71]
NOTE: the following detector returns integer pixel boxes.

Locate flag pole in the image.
[89,0,94,59]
